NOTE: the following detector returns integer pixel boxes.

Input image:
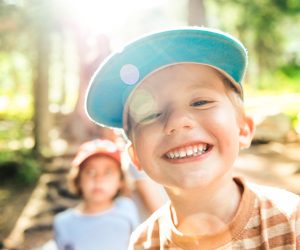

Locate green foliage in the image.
[273,0,300,14]
[287,111,299,129]
[246,73,300,95]
[0,50,34,121]
[214,0,300,85]
[251,54,300,93]
[0,149,40,185]
[0,121,33,144]
[16,154,40,185]
[0,98,33,122]
[279,57,300,78]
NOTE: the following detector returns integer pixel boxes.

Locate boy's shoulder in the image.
[246,180,300,216]
[129,179,300,249]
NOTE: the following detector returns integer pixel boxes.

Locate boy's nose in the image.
[163,108,197,135]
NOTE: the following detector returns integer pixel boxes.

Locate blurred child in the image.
[86,27,300,249]
[54,139,139,250]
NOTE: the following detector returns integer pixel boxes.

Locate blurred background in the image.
[0,0,300,249]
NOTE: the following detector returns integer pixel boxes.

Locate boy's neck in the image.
[78,200,114,214]
[166,175,242,236]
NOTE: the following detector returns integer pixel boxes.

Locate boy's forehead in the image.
[139,63,223,86]
[131,64,228,101]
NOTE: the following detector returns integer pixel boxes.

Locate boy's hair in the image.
[67,139,128,197]
[217,71,245,120]
[85,27,248,133]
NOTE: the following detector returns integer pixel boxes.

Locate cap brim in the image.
[86,27,247,129]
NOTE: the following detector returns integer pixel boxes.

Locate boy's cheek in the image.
[125,117,140,141]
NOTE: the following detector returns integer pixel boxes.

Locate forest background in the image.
[0,0,300,247]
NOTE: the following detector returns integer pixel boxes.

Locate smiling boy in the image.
[86,28,300,249]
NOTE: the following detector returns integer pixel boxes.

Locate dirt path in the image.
[0,184,35,241]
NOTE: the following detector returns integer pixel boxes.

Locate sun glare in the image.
[0,96,9,112]
[61,0,164,35]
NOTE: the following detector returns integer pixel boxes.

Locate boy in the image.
[85,27,300,249]
[54,139,139,250]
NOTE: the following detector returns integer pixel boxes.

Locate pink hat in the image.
[72,139,121,168]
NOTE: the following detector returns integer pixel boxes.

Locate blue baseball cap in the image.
[85,27,248,129]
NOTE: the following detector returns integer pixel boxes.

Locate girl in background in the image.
[54,139,139,250]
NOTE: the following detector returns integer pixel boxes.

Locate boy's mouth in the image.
[164,143,211,160]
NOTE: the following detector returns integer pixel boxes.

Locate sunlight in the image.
[15,95,30,109]
[296,112,300,134]
[0,96,9,112]
[61,0,164,35]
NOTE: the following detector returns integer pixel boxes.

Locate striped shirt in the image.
[129,177,300,249]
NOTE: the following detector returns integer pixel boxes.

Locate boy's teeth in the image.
[198,145,204,152]
[166,144,209,159]
[179,151,186,158]
[186,147,193,156]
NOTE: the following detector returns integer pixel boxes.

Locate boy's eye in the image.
[139,113,161,123]
[191,100,212,107]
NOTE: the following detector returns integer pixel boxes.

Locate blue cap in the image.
[86,27,248,129]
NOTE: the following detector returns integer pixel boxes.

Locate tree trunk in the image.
[61,32,114,144]
[33,30,51,156]
[188,0,207,26]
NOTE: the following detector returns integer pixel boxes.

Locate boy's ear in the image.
[127,143,142,171]
[239,115,255,149]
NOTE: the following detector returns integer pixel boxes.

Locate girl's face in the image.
[79,155,122,207]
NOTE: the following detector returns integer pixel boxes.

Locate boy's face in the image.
[79,155,122,205]
[127,63,253,190]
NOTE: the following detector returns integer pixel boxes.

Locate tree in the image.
[59,25,114,144]
[215,0,300,84]
[188,0,207,26]
[32,29,50,155]
[26,0,59,155]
